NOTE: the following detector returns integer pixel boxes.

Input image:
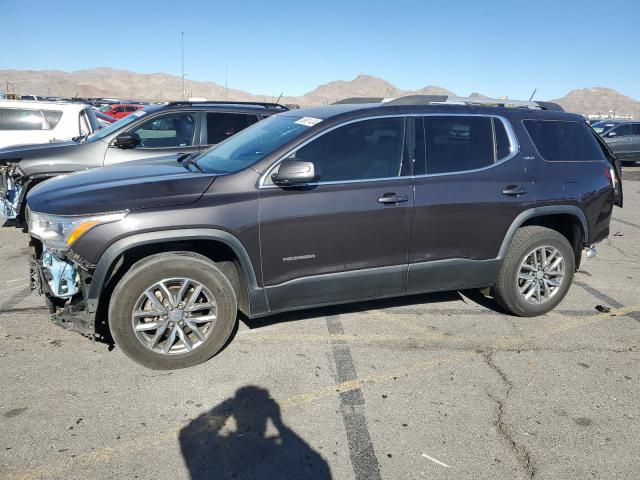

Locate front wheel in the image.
[108,252,237,369]
[492,226,575,316]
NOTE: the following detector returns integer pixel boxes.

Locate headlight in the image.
[29,210,128,250]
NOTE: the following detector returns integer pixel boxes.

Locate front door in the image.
[103,111,202,165]
[408,115,534,292]
[605,124,633,159]
[259,116,414,311]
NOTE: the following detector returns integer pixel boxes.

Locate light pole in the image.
[225,64,230,100]
[181,32,186,99]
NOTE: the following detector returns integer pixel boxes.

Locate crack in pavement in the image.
[483,352,536,480]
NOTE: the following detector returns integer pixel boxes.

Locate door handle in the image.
[378,193,409,205]
[502,186,527,196]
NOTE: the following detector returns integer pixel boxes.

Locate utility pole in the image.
[181,32,186,99]
[225,65,230,100]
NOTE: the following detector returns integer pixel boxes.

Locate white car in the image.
[0,100,100,149]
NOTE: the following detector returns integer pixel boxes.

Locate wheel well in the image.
[94,239,251,341]
[520,214,584,268]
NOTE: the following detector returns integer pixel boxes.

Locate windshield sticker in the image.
[294,117,322,127]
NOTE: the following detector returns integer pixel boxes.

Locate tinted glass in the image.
[206,112,259,144]
[289,117,405,182]
[494,118,512,160]
[42,110,63,129]
[423,116,494,174]
[0,108,46,130]
[631,124,640,136]
[611,124,632,137]
[524,120,606,161]
[197,115,312,174]
[132,113,196,148]
[591,121,619,134]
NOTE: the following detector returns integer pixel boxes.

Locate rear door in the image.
[408,114,533,292]
[604,124,633,158]
[103,111,202,165]
[259,116,414,311]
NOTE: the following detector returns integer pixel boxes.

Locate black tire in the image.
[108,252,237,369]
[492,226,575,317]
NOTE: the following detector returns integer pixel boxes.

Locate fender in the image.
[497,205,588,259]
[85,228,268,315]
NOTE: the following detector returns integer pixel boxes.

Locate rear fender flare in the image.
[497,206,588,259]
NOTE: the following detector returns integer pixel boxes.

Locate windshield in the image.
[86,109,147,141]
[196,115,313,174]
[591,121,619,134]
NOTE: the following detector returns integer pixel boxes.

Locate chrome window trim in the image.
[258,113,520,189]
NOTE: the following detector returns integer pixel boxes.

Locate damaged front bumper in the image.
[29,244,97,336]
[0,164,25,220]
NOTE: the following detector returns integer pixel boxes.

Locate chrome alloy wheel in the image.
[131,278,218,355]
[517,246,565,305]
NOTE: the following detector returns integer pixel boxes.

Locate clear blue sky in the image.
[1,0,638,100]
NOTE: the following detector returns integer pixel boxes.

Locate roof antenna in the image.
[275,92,283,104]
[529,88,537,101]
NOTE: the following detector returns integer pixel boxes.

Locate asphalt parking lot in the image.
[1,167,639,480]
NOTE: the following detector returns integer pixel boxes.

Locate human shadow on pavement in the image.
[179,386,332,480]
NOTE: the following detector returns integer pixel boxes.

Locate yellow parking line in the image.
[6,305,637,479]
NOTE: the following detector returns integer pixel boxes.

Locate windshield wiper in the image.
[72,133,88,143]
[177,152,205,173]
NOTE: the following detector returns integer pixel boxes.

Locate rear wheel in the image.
[109,252,237,369]
[493,226,574,316]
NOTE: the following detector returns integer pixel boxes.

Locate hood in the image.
[0,140,78,164]
[27,156,217,216]
[0,140,89,176]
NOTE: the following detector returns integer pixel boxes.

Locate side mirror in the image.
[113,132,140,149]
[271,160,317,186]
[607,131,617,138]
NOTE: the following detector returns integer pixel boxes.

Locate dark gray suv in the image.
[0,101,287,220]
[25,95,623,369]
[592,119,640,165]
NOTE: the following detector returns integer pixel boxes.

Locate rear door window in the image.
[42,110,63,129]
[421,116,511,174]
[206,113,259,145]
[631,124,640,136]
[523,120,605,161]
[0,108,46,130]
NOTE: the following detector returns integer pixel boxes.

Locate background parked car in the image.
[593,120,640,165]
[95,111,117,127]
[1,101,287,220]
[103,103,144,119]
[20,95,46,101]
[0,99,100,149]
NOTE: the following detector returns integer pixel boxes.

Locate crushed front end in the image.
[0,163,25,220]
[29,237,97,336]
[27,209,128,337]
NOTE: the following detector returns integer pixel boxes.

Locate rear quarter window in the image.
[523,119,605,162]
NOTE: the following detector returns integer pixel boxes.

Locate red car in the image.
[103,104,144,119]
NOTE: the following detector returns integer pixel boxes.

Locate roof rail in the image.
[332,97,386,105]
[385,95,564,111]
[164,100,289,110]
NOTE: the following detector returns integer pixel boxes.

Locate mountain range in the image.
[1,68,638,117]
